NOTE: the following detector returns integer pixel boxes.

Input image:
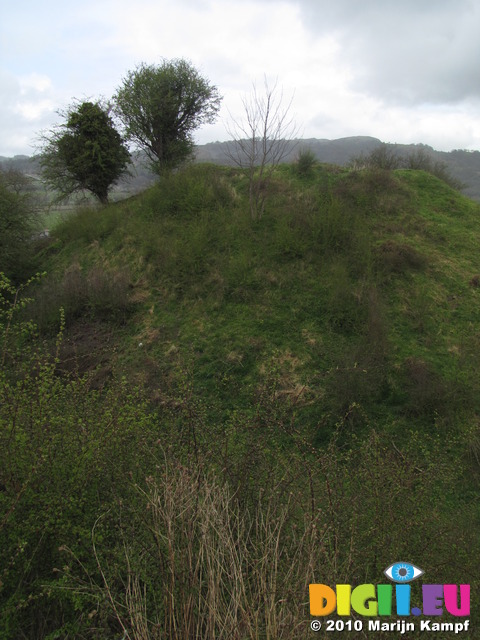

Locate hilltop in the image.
[197,136,480,201]
[3,135,480,201]
[2,161,480,638]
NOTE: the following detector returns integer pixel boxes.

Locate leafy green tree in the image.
[39,100,131,204]
[114,59,222,174]
[0,169,35,281]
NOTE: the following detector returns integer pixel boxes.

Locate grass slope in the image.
[36,163,480,439]
[4,161,480,638]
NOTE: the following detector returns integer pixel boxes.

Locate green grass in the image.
[33,163,480,435]
[4,161,480,638]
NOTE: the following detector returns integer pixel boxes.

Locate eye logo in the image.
[384,562,424,583]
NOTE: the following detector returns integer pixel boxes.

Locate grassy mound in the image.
[2,162,480,638]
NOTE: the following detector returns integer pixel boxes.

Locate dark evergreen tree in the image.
[39,101,131,204]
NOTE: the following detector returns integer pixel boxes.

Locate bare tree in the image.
[226,77,299,220]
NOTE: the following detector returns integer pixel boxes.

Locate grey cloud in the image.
[292,0,480,105]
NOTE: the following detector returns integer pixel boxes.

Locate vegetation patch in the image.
[375,239,427,274]
[2,159,480,637]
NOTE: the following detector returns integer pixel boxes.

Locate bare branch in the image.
[226,77,300,219]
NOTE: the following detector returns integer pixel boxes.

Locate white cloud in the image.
[19,73,52,94]
[1,0,480,155]
[0,69,57,155]
[16,99,55,122]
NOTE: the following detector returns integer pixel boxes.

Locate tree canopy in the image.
[39,101,131,204]
[114,59,222,173]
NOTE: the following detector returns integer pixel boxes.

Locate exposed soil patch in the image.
[56,319,118,387]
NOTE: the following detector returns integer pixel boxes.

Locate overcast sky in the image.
[2,0,480,156]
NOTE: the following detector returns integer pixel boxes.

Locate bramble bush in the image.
[0,273,157,638]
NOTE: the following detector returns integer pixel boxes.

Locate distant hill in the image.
[3,136,480,201]
[195,135,383,166]
[195,137,480,201]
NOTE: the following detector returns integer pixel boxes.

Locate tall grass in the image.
[62,424,477,640]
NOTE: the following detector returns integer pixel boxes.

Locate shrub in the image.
[405,148,463,190]
[141,164,236,220]
[0,274,156,638]
[295,147,317,177]
[0,170,36,281]
[29,263,133,332]
[54,204,123,244]
[349,144,401,171]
